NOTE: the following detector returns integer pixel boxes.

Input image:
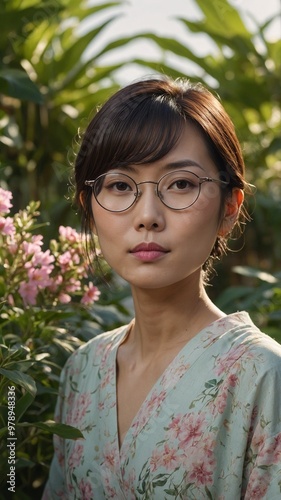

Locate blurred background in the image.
[0,0,280,495]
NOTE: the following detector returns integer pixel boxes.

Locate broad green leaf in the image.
[179,18,255,55]
[195,0,249,37]
[0,368,36,396]
[129,34,213,74]
[69,1,121,21]
[49,17,119,81]
[18,420,84,439]
[0,69,43,103]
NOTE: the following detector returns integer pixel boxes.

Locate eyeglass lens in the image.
[93,171,203,211]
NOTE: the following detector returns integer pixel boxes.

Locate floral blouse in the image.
[43,312,281,499]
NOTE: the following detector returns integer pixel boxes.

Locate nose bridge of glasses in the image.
[136,180,159,199]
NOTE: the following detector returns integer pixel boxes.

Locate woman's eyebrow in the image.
[163,160,205,171]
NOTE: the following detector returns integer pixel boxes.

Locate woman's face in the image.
[90,122,228,291]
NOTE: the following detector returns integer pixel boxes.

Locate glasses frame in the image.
[85,170,229,212]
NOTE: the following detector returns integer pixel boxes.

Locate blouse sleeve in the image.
[243,354,281,499]
[41,359,72,499]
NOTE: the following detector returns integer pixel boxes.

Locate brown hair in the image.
[74,77,248,277]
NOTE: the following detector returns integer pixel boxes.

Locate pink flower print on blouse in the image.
[102,442,118,472]
[255,431,281,466]
[100,365,115,388]
[161,359,190,389]
[184,435,216,486]
[68,442,84,469]
[122,468,136,500]
[66,392,91,426]
[166,413,183,439]
[54,436,65,468]
[269,433,281,464]
[177,412,206,447]
[210,386,228,415]
[158,443,182,471]
[214,344,253,376]
[189,459,213,486]
[244,469,271,500]
[79,477,93,500]
[146,390,167,414]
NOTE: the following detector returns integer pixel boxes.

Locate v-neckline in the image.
[112,315,232,460]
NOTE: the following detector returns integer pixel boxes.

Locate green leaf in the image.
[232,266,278,283]
[205,379,218,389]
[16,391,35,422]
[0,69,43,103]
[18,420,84,439]
[194,0,249,37]
[0,368,36,396]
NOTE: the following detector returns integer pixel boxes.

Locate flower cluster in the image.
[0,187,100,308]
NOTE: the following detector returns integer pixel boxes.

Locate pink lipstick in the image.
[130,243,169,262]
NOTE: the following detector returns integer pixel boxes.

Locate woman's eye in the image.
[109,181,132,192]
[170,179,195,190]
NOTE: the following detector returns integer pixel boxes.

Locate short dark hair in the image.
[74,77,249,278]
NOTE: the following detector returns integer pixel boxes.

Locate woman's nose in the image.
[133,185,166,231]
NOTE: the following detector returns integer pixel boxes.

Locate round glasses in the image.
[85,170,229,212]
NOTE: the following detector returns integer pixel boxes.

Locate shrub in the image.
[0,187,130,497]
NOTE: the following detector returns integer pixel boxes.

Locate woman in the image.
[43,78,281,499]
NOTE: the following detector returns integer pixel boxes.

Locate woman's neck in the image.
[129,273,224,360]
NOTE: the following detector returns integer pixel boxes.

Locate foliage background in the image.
[0,0,280,496]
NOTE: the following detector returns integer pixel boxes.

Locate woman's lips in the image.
[130,243,169,261]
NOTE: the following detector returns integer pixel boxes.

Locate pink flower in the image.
[189,460,213,486]
[47,275,63,292]
[66,392,92,426]
[251,423,266,454]
[58,251,73,269]
[65,278,81,293]
[150,447,163,472]
[31,249,55,267]
[146,390,166,414]
[81,282,100,305]
[159,443,181,471]
[167,414,183,439]
[19,281,38,305]
[7,240,18,254]
[228,373,238,387]
[59,225,80,243]
[245,469,270,499]
[58,293,71,304]
[7,294,15,306]
[68,442,84,469]
[270,433,281,463]
[178,413,206,447]
[210,387,228,415]
[27,267,53,288]
[103,442,118,470]
[0,188,13,213]
[22,241,41,256]
[79,478,93,500]
[0,216,15,236]
[256,432,281,465]
[215,345,252,376]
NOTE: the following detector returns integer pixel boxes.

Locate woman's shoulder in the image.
[223,311,281,373]
[64,323,129,371]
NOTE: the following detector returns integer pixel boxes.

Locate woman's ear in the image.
[218,188,244,237]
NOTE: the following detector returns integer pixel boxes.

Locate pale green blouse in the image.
[43,312,281,499]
